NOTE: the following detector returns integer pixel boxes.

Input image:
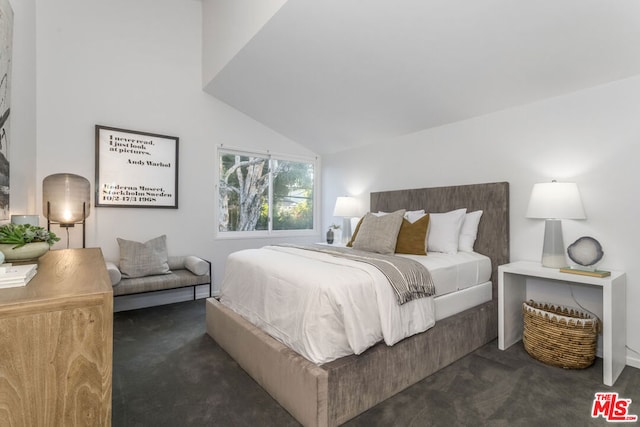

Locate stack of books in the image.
[0,264,38,288]
[559,266,611,278]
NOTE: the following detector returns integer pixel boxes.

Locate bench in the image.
[106,255,211,299]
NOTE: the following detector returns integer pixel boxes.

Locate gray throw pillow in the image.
[352,209,406,255]
[117,235,171,278]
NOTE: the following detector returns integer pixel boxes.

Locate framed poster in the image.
[95,125,179,208]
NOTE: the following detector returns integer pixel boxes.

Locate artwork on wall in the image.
[0,0,12,220]
[95,125,179,209]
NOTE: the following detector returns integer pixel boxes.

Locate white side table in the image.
[316,242,347,247]
[498,260,626,386]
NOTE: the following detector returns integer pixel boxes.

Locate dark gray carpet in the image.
[113,299,640,426]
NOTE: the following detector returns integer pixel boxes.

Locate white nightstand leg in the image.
[499,270,526,350]
[604,274,627,386]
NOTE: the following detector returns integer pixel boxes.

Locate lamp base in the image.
[342,217,353,244]
[541,219,567,268]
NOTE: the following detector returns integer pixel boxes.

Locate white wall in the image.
[323,75,640,368]
[6,0,319,302]
[202,0,288,88]
[7,0,37,215]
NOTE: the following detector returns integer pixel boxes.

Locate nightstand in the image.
[498,260,626,386]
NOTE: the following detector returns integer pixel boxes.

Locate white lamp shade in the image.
[526,182,586,220]
[43,173,91,223]
[333,196,360,217]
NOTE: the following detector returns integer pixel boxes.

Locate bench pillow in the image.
[105,261,122,285]
[184,256,209,276]
[117,235,171,279]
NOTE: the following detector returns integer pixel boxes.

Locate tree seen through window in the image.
[218,151,315,233]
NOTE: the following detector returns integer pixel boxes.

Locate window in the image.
[217,148,317,236]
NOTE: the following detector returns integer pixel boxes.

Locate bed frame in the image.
[206,182,509,426]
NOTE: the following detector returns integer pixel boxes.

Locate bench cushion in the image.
[113,269,211,296]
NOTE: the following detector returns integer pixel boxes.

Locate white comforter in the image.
[219,245,435,364]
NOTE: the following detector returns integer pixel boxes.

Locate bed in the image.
[206,182,509,426]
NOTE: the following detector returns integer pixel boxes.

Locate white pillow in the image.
[350,217,361,232]
[427,208,467,254]
[405,210,426,223]
[376,209,425,223]
[458,210,483,252]
[184,256,209,276]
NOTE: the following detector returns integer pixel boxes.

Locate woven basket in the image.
[522,300,599,369]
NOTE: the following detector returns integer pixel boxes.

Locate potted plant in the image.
[0,223,60,263]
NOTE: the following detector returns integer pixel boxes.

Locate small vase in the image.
[0,242,50,263]
[326,229,334,244]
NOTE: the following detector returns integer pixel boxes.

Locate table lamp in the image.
[526,181,586,268]
[333,196,360,243]
[42,173,91,248]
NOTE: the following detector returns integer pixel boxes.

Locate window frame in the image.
[215,146,320,239]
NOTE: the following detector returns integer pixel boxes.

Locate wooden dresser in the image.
[0,248,113,426]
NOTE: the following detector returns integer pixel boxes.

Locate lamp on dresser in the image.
[42,173,91,248]
[526,180,586,268]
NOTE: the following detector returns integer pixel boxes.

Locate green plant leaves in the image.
[0,224,61,248]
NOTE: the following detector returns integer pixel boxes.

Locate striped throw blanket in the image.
[277,244,435,305]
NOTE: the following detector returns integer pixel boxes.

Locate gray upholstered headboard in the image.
[370,182,510,299]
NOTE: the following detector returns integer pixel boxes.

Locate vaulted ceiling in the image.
[205,0,640,155]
